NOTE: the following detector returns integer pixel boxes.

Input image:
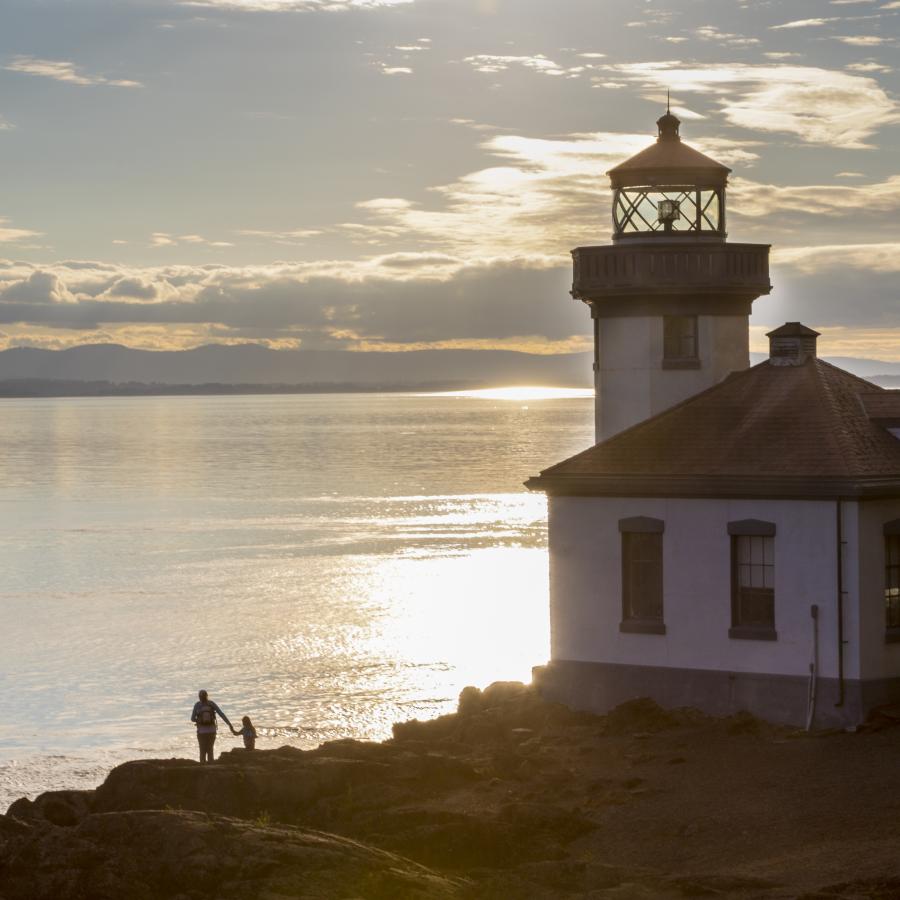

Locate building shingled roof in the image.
[527,358,900,499]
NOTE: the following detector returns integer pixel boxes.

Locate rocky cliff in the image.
[3,683,900,899]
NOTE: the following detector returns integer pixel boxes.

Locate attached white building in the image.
[528,326,900,728]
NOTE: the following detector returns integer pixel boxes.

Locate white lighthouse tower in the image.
[574,110,772,441]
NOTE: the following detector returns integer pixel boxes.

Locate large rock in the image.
[86,741,481,832]
[0,809,467,900]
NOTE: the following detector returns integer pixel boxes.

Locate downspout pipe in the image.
[592,311,601,444]
[835,499,845,708]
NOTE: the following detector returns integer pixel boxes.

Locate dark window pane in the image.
[885,536,900,629]
[888,597,900,629]
[732,535,775,628]
[663,316,698,361]
[888,535,900,566]
[751,536,763,566]
[623,532,663,622]
[739,587,774,627]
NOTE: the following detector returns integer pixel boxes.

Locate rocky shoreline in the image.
[3,682,900,899]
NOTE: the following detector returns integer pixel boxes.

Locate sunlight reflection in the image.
[349,545,551,698]
[265,543,551,740]
[434,386,594,401]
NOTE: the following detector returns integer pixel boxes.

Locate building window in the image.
[619,517,665,634]
[663,315,699,368]
[728,520,776,640]
[884,521,900,639]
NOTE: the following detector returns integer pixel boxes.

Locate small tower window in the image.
[663,315,699,367]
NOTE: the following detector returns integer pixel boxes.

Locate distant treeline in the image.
[0,379,476,398]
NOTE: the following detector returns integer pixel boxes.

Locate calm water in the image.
[0,391,593,810]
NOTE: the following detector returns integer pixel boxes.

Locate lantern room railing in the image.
[572,242,770,299]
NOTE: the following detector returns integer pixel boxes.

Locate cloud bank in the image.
[0,257,588,353]
[601,63,899,148]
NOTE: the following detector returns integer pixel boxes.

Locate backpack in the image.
[197,702,215,728]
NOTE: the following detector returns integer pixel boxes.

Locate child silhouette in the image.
[233,715,257,750]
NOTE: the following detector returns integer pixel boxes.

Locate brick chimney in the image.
[767,322,820,366]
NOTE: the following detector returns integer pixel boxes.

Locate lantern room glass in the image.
[613,186,723,237]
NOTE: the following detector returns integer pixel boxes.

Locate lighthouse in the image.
[575,109,772,441]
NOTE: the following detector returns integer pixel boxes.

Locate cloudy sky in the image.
[0,0,898,358]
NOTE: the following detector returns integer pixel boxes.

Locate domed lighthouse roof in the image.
[608,110,731,189]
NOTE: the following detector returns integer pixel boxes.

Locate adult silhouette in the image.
[190,689,234,763]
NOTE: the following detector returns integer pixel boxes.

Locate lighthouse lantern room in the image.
[610,110,728,241]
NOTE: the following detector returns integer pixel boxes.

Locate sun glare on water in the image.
[438,386,594,401]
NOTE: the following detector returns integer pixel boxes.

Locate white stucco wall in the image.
[548,495,855,679]
[856,500,900,681]
[596,314,749,440]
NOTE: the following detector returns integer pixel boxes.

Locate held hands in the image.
[231,726,240,735]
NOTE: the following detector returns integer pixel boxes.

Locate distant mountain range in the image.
[0,344,594,392]
[0,344,897,396]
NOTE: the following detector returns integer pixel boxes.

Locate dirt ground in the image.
[386,691,900,897]
[519,718,900,897]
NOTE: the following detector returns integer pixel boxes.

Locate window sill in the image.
[729,626,777,642]
[662,358,701,370]
[885,629,900,644]
[620,619,666,635]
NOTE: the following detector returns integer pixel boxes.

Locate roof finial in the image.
[656,99,681,142]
